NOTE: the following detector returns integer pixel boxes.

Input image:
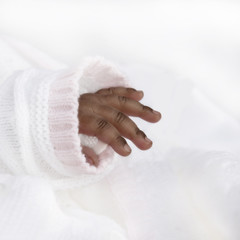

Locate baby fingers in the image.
[78,114,132,156]
[91,105,153,150]
[98,94,161,123]
[78,88,161,157]
[96,87,144,101]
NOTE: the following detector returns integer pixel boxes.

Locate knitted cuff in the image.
[48,57,129,176]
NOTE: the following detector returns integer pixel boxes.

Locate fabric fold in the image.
[0,57,129,189]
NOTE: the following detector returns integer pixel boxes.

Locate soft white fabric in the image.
[0,36,129,189]
[0,174,126,240]
[0,36,129,239]
[0,35,240,240]
[104,62,240,239]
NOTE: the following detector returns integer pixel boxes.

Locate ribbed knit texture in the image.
[0,36,128,240]
[1,35,240,240]
[0,36,129,189]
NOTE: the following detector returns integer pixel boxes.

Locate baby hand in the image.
[78,87,161,158]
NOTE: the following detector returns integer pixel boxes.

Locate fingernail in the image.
[124,144,131,153]
[145,137,152,144]
[153,110,160,115]
[137,90,144,96]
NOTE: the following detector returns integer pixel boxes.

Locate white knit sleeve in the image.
[0,57,129,189]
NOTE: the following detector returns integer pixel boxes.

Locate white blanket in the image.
[0,32,240,240]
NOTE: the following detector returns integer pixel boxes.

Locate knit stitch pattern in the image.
[0,51,129,189]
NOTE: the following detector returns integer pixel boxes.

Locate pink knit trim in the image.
[48,57,129,175]
[48,72,90,170]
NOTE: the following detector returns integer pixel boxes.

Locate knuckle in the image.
[126,87,137,93]
[115,111,126,124]
[114,135,127,146]
[118,96,127,104]
[135,128,146,138]
[107,87,115,94]
[142,105,153,113]
[96,119,111,131]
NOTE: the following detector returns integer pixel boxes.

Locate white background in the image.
[0,0,240,121]
[0,2,240,239]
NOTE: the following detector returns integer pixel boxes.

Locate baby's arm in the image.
[79,87,161,165]
[0,55,160,187]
